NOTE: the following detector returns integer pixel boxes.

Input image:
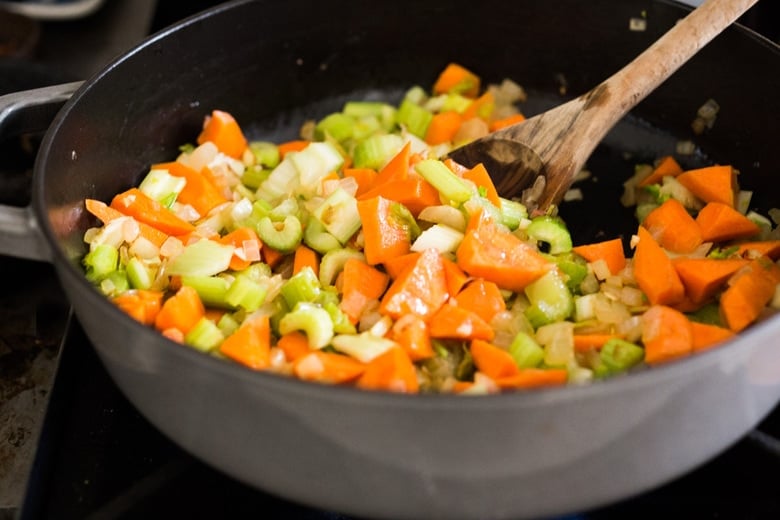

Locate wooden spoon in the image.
[446,0,759,212]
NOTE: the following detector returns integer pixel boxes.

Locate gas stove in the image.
[2,1,779,518]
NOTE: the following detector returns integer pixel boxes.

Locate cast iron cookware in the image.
[0,1,778,518]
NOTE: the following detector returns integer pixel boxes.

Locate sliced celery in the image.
[415,160,473,204]
[324,301,357,335]
[167,240,235,277]
[258,156,299,202]
[441,93,473,113]
[278,302,334,349]
[524,270,574,328]
[138,168,186,206]
[99,270,129,297]
[390,203,421,242]
[225,275,268,311]
[84,244,119,283]
[303,218,343,255]
[526,215,572,255]
[331,332,395,363]
[241,165,270,190]
[319,248,365,287]
[315,112,355,142]
[127,256,153,290]
[249,141,281,169]
[397,98,433,138]
[343,101,397,131]
[181,275,232,308]
[553,253,589,293]
[280,266,321,308]
[507,331,545,368]
[404,85,428,105]
[352,133,404,170]
[184,317,225,353]
[499,197,528,230]
[217,312,240,337]
[598,338,644,376]
[289,142,345,196]
[311,188,361,244]
[257,215,302,254]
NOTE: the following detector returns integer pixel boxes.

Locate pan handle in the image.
[0,81,83,262]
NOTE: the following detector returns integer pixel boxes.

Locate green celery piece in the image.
[84,244,119,283]
[707,245,739,260]
[455,344,476,381]
[138,168,186,206]
[241,165,271,190]
[635,202,659,223]
[526,215,573,255]
[278,302,334,349]
[241,262,273,282]
[315,112,356,142]
[184,317,225,353]
[687,302,724,326]
[319,248,365,287]
[524,270,574,328]
[269,197,301,221]
[331,332,395,363]
[126,256,153,290]
[280,266,321,308]
[217,312,240,337]
[303,218,343,255]
[599,338,644,374]
[324,301,357,334]
[352,133,404,170]
[249,141,281,169]
[397,98,433,138]
[258,156,299,202]
[499,197,528,230]
[410,223,463,254]
[507,331,545,368]
[257,215,303,254]
[100,270,129,297]
[181,275,232,308]
[553,253,589,293]
[351,116,382,142]
[236,199,273,230]
[167,240,235,277]
[225,275,268,311]
[343,101,397,131]
[441,93,473,113]
[415,159,473,204]
[403,85,428,105]
[311,188,362,244]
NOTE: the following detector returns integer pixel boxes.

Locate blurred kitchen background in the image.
[0,1,778,519]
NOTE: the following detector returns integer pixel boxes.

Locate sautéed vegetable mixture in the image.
[82,63,780,394]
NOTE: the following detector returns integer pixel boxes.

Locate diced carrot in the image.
[219,227,262,271]
[342,168,378,197]
[573,333,624,353]
[382,252,421,280]
[428,302,495,341]
[676,165,736,207]
[442,257,469,298]
[219,315,271,370]
[357,196,413,265]
[293,244,319,277]
[373,142,410,185]
[339,258,389,324]
[456,209,552,292]
[154,161,229,217]
[462,91,495,121]
[161,327,185,343]
[277,331,312,362]
[638,155,684,188]
[736,240,780,260]
[642,198,703,254]
[380,248,448,321]
[672,257,748,304]
[633,226,685,306]
[641,304,693,364]
[432,63,481,97]
[572,237,626,276]
[277,139,310,159]
[494,368,568,390]
[113,290,163,326]
[261,242,286,268]
[469,339,520,379]
[425,110,464,145]
[696,201,760,242]
[111,188,195,236]
[356,345,419,393]
[720,256,780,332]
[489,113,526,132]
[358,174,441,217]
[690,321,735,353]
[85,199,169,247]
[453,279,505,324]
[154,285,205,334]
[293,351,366,384]
[196,109,248,159]
[461,162,501,208]
[391,315,434,361]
